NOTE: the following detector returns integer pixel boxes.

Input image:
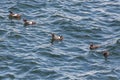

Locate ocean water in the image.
[0,0,120,80]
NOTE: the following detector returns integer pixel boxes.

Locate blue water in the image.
[0,0,120,80]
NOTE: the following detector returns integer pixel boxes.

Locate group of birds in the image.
[9,11,36,25]
[9,11,109,61]
[9,11,63,40]
[89,43,109,61]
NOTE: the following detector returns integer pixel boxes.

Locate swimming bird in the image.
[9,11,21,19]
[89,43,100,50]
[23,19,36,25]
[51,33,63,41]
[103,51,109,61]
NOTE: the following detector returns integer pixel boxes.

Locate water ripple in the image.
[0,0,120,80]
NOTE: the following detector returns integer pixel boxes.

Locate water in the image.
[0,0,120,80]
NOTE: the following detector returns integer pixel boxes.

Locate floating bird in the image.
[51,33,63,41]
[89,43,100,50]
[9,11,21,19]
[23,19,36,25]
[103,51,109,61]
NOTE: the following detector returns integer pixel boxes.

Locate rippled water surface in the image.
[0,0,120,80]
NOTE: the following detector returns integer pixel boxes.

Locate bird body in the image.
[103,51,109,60]
[51,33,63,41]
[89,44,99,50]
[23,19,36,25]
[9,11,21,19]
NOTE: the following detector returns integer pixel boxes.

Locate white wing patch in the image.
[28,21,33,24]
[13,14,18,16]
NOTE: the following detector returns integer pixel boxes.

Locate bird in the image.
[51,33,63,41]
[9,11,21,19]
[103,51,109,61]
[23,19,36,25]
[89,43,100,50]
